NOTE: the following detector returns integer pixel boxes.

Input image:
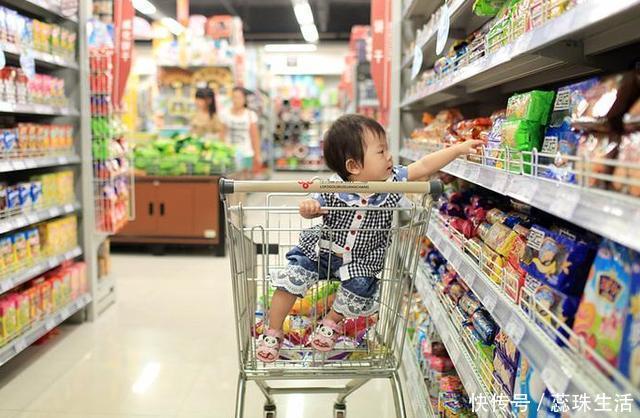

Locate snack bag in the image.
[473,0,509,16]
[575,132,619,189]
[572,72,640,132]
[500,119,544,174]
[619,256,640,388]
[506,90,555,125]
[571,240,636,370]
[15,293,30,331]
[12,232,30,264]
[493,348,517,396]
[520,225,596,296]
[0,236,15,273]
[611,132,640,196]
[0,297,17,342]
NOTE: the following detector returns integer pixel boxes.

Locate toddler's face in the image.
[358,130,393,181]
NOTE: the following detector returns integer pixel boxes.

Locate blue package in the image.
[6,186,21,210]
[521,225,596,296]
[30,182,42,207]
[3,129,17,153]
[513,355,561,418]
[619,252,640,389]
[18,183,32,208]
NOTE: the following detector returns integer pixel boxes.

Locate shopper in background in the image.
[190,87,223,138]
[221,87,262,176]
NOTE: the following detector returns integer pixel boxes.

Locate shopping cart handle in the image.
[220,178,444,197]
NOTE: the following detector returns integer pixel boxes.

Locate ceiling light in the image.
[132,0,156,16]
[300,24,319,43]
[293,2,314,26]
[264,43,317,53]
[161,17,185,35]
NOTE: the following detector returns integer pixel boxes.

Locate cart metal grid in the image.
[220,179,442,418]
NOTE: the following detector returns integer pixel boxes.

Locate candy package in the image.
[500,119,544,174]
[520,225,596,296]
[471,309,498,345]
[493,348,517,396]
[619,255,640,388]
[575,132,619,189]
[611,132,640,196]
[473,0,509,16]
[458,292,482,317]
[481,244,504,284]
[506,90,555,125]
[571,240,637,371]
[572,72,640,132]
[495,330,519,367]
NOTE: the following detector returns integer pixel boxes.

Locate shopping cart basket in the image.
[220,178,443,418]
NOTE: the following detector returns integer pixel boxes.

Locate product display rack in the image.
[0,0,103,369]
[390,0,640,413]
[400,337,437,418]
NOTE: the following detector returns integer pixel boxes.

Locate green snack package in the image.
[506,90,555,124]
[500,119,544,174]
[473,0,508,16]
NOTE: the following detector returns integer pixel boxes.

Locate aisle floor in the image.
[0,254,398,418]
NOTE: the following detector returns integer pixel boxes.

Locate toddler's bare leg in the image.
[268,289,298,331]
[325,308,344,324]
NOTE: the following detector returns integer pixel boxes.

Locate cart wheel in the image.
[334,403,346,418]
[263,403,276,418]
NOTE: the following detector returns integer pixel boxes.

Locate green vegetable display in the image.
[134,133,236,176]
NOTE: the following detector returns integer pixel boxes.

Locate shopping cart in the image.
[220,178,443,418]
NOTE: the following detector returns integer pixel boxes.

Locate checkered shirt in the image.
[297,166,409,281]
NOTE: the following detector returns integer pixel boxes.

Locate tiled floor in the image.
[0,253,399,418]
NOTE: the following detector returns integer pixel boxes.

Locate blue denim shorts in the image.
[271,246,379,317]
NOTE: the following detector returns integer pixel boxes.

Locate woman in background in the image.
[190,87,223,137]
[220,87,262,175]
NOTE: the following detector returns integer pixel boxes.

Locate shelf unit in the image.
[0,293,91,367]
[0,0,102,368]
[399,337,437,418]
[391,0,640,411]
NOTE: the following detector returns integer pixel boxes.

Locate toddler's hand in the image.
[299,199,327,219]
[455,139,485,156]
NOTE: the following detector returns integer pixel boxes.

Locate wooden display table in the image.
[113,175,225,256]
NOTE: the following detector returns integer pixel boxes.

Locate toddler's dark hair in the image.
[323,114,386,180]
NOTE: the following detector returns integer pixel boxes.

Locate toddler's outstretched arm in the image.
[408,140,484,181]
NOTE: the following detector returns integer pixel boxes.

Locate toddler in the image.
[257,114,482,362]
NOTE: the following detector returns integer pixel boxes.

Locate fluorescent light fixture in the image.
[132,362,161,394]
[132,0,156,16]
[264,43,317,53]
[300,23,319,43]
[293,2,314,26]
[161,17,185,35]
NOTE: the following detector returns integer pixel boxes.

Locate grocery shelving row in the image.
[0,102,80,116]
[399,338,437,418]
[400,152,640,253]
[401,0,640,110]
[1,43,79,70]
[425,213,640,418]
[1,0,78,24]
[0,246,82,294]
[0,293,91,367]
[0,201,80,235]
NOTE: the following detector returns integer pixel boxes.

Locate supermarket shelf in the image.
[0,293,91,367]
[0,154,81,173]
[401,0,640,109]
[0,102,80,116]
[1,43,78,70]
[96,275,116,315]
[426,220,640,418]
[0,0,78,24]
[402,0,439,20]
[402,0,491,72]
[414,264,493,418]
[0,246,83,294]
[439,158,640,253]
[0,201,80,235]
[400,338,436,418]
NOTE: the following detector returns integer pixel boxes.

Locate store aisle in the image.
[0,254,398,418]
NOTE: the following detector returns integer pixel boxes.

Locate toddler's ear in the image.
[345,158,361,177]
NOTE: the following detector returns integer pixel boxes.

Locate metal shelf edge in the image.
[440,159,640,253]
[0,202,81,235]
[0,247,83,294]
[0,154,81,173]
[0,293,91,367]
[0,102,80,116]
[1,44,78,69]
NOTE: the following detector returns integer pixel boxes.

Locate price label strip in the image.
[549,188,580,219]
[541,363,570,395]
[505,315,526,345]
[482,292,498,313]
